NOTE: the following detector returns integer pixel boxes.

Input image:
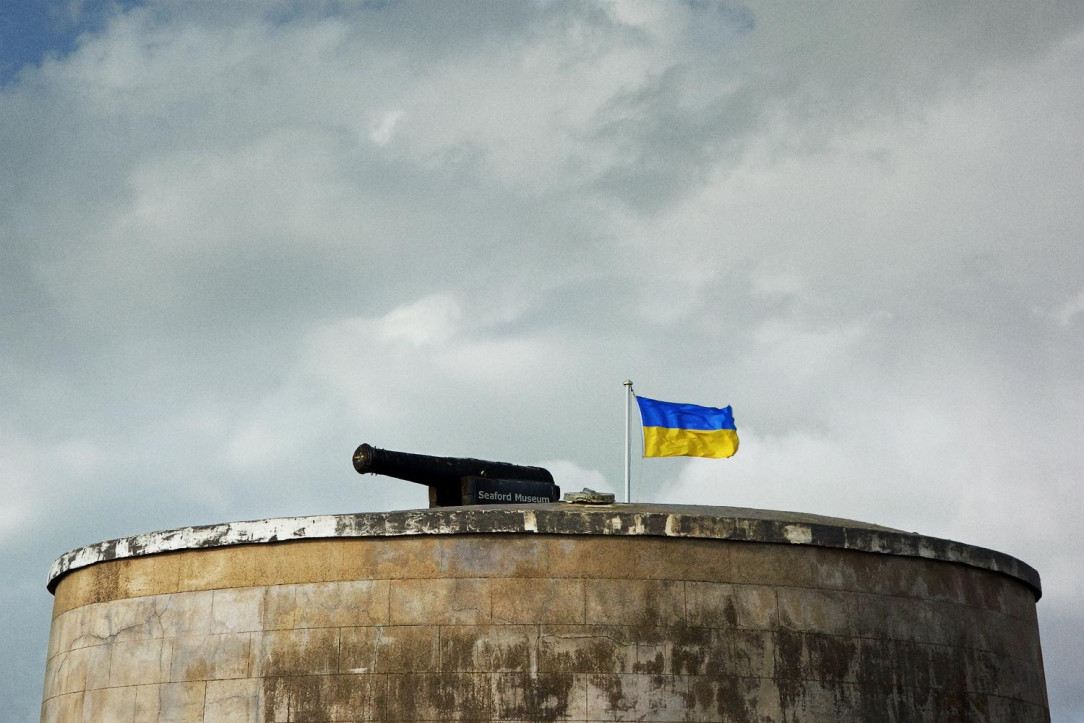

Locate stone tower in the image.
[42,504,1047,721]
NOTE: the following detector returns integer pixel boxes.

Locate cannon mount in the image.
[352,443,560,508]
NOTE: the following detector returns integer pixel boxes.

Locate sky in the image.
[1,0,1083,719]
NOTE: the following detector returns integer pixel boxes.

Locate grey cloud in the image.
[3,3,1084,720]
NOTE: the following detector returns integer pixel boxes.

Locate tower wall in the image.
[42,505,1048,722]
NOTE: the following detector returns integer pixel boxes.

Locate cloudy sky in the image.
[2,1,1083,719]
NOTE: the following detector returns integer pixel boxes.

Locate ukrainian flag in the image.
[635,395,739,459]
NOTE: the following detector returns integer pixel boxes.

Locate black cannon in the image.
[352,443,559,507]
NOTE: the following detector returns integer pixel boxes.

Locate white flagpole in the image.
[623,379,633,503]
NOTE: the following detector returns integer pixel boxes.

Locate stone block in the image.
[51,567,94,617]
[686,674,782,722]
[50,571,83,619]
[260,628,340,677]
[815,547,895,595]
[1000,577,1041,620]
[538,625,637,675]
[776,587,860,636]
[725,629,776,679]
[437,536,555,578]
[264,579,390,630]
[923,641,970,691]
[63,606,100,651]
[62,641,110,692]
[585,578,685,626]
[40,691,83,723]
[976,691,1052,723]
[490,577,586,624]
[666,628,730,678]
[385,672,496,720]
[85,595,159,645]
[89,558,131,607]
[204,678,259,722]
[46,645,106,699]
[776,678,856,721]
[210,587,264,634]
[634,639,669,675]
[922,599,972,650]
[249,540,343,587]
[48,610,82,657]
[124,551,182,600]
[157,590,215,639]
[340,536,443,581]
[668,539,734,582]
[586,672,689,721]
[134,681,206,721]
[773,629,860,687]
[974,606,1035,660]
[340,625,439,674]
[177,545,256,592]
[809,547,950,602]
[853,638,903,687]
[544,538,629,580]
[42,651,65,701]
[80,644,112,694]
[322,673,387,720]
[863,556,954,602]
[107,636,170,687]
[337,626,379,675]
[854,591,931,643]
[908,686,968,721]
[389,577,492,625]
[549,537,730,582]
[912,560,970,605]
[685,581,778,630]
[262,674,385,722]
[306,578,390,628]
[384,671,587,721]
[261,584,299,632]
[730,544,819,588]
[807,546,862,591]
[672,628,728,679]
[492,672,588,721]
[440,624,536,673]
[887,640,935,691]
[170,632,255,681]
[82,686,137,722]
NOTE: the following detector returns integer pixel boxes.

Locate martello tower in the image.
[42,502,1046,721]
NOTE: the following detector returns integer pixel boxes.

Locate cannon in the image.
[352,443,559,507]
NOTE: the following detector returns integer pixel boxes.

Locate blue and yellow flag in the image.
[635,395,739,459]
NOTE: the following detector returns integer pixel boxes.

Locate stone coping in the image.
[46,503,1042,598]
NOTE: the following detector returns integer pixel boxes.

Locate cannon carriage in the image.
[352,443,560,507]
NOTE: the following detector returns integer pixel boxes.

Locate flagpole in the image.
[623,379,633,503]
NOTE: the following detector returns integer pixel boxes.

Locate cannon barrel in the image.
[352,443,555,487]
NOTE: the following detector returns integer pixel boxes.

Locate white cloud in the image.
[0,426,110,545]
[369,109,404,146]
[1053,289,1084,327]
[378,294,461,347]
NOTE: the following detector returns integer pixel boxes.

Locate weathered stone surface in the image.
[41,504,1048,721]
[490,577,586,625]
[134,681,206,721]
[563,488,617,505]
[47,503,1042,597]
